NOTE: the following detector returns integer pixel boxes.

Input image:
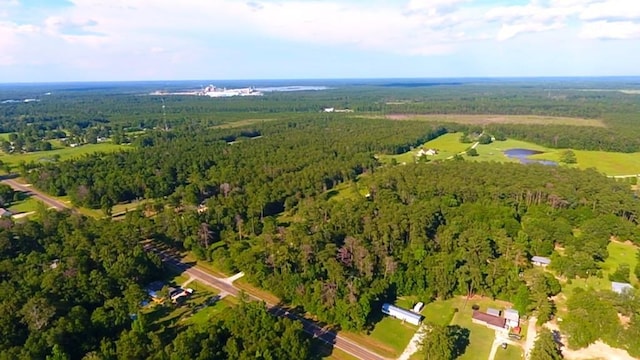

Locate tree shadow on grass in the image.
[449,325,471,359]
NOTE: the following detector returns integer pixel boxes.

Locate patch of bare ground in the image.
[544,322,635,360]
[384,114,606,127]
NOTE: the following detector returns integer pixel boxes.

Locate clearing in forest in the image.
[384,114,606,127]
[0,142,130,170]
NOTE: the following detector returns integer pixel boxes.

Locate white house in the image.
[531,256,551,267]
[612,282,633,294]
[417,148,438,157]
[504,309,520,328]
[487,308,501,317]
[323,107,335,113]
[382,303,422,326]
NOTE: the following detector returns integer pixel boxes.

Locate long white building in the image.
[381,303,422,325]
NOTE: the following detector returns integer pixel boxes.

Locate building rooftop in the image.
[612,282,633,294]
[472,311,506,328]
[382,303,423,322]
[531,256,551,264]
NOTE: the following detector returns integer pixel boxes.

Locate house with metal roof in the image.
[504,309,520,328]
[381,303,422,326]
[472,311,507,332]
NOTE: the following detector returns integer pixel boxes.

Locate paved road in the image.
[146,244,387,360]
[3,180,386,360]
[1,178,71,211]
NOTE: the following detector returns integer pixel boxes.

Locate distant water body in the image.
[504,148,557,166]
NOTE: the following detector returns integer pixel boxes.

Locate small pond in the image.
[504,148,557,166]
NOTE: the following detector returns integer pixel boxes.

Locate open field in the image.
[8,196,40,214]
[342,316,417,358]
[0,143,130,169]
[529,149,640,176]
[494,343,523,360]
[212,118,278,129]
[380,133,640,176]
[377,133,471,164]
[559,241,639,299]
[383,114,606,127]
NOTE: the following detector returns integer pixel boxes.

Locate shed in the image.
[382,303,422,326]
[487,308,501,317]
[413,302,424,313]
[612,282,633,294]
[531,256,551,267]
[504,309,520,327]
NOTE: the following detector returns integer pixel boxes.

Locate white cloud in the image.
[580,20,640,39]
[580,0,640,21]
[497,21,565,41]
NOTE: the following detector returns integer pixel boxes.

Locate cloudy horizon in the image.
[1,0,639,82]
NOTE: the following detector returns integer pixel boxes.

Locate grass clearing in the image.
[529,149,640,176]
[212,118,278,129]
[382,133,640,176]
[341,317,416,358]
[383,114,606,127]
[560,241,639,298]
[377,133,471,165]
[8,196,40,214]
[0,143,130,169]
[368,317,418,356]
[494,343,523,360]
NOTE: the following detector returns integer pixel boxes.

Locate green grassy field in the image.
[380,133,640,176]
[529,149,640,175]
[468,139,549,163]
[560,241,639,297]
[494,343,523,360]
[377,133,471,164]
[418,296,523,360]
[8,196,40,214]
[0,143,130,169]
[368,317,419,356]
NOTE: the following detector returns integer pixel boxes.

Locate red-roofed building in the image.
[472,311,507,332]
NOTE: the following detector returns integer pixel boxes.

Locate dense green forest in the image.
[2,80,640,359]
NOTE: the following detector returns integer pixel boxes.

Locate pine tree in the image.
[530,328,562,360]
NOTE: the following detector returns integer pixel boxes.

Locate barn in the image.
[381,303,423,326]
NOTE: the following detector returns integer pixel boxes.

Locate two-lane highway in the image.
[146,244,387,360]
[1,178,71,211]
[4,178,387,360]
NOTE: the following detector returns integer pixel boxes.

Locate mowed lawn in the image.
[377,133,471,164]
[529,149,640,176]
[409,296,522,360]
[0,142,130,169]
[343,315,418,358]
[380,134,640,176]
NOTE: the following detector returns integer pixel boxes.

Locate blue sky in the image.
[0,0,639,82]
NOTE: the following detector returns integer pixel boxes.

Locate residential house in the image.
[504,309,520,328]
[472,311,507,332]
[0,208,12,218]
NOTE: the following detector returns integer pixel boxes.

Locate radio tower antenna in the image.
[161,98,168,131]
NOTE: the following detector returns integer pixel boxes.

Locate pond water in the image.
[504,148,557,166]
